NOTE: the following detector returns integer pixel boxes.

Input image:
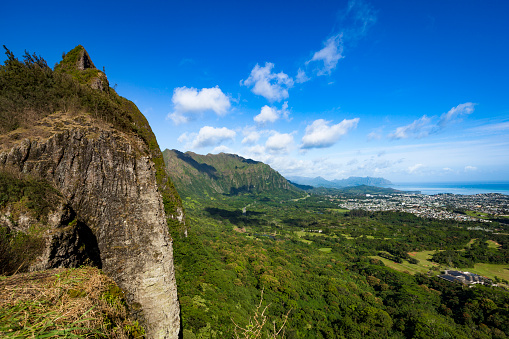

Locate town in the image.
[337,192,509,222]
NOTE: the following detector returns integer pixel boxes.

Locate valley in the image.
[167,152,509,339]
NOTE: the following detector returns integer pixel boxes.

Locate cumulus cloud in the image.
[408,163,424,173]
[255,106,279,124]
[189,126,236,148]
[177,132,190,144]
[266,132,294,154]
[240,63,294,102]
[168,86,231,125]
[241,128,261,145]
[306,34,344,76]
[438,102,475,129]
[388,115,432,140]
[301,118,359,149]
[212,145,233,154]
[464,165,478,172]
[254,102,290,124]
[245,144,267,157]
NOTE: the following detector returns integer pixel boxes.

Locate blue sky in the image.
[2,0,509,182]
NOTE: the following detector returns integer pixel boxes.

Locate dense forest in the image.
[173,191,509,338]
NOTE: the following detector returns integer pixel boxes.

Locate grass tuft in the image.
[0,267,144,338]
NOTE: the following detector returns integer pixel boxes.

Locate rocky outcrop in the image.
[75,48,96,70]
[0,115,180,338]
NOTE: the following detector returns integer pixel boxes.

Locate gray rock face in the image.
[0,125,180,338]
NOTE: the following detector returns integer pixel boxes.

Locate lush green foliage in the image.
[0,172,62,274]
[163,149,303,201]
[432,239,509,267]
[0,172,62,220]
[174,191,509,338]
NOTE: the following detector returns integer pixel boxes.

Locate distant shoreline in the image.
[386,182,509,195]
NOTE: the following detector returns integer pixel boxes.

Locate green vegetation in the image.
[0,172,62,221]
[173,190,509,338]
[163,149,303,201]
[0,267,144,338]
[0,172,63,274]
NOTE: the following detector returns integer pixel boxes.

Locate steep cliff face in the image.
[0,46,182,338]
[0,113,179,338]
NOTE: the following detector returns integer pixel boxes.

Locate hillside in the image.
[0,46,182,338]
[163,149,304,200]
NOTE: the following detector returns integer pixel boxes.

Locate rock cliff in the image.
[0,46,182,338]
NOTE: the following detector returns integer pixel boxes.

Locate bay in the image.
[386,182,509,195]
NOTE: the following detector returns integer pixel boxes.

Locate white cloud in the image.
[307,34,344,76]
[254,102,290,124]
[388,115,432,140]
[245,144,267,157]
[296,68,310,83]
[242,128,261,145]
[168,86,231,125]
[240,63,294,102]
[170,112,190,125]
[408,163,424,173]
[464,165,478,172]
[367,131,382,141]
[389,103,475,140]
[177,132,190,143]
[266,132,294,154]
[212,145,233,154]
[438,102,475,129]
[190,126,236,148]
[255,106,279,124]
[301,118,359,149]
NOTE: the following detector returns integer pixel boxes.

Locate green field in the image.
[329,208,349,213]
[468,263,509,281]
[373,248,509,282]
[372,251,441,276]
[318,247,332,253]
[465,210,491,219]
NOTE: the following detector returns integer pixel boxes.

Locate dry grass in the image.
[0,266,144,338]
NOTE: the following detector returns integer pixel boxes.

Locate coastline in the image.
[386,182,509,196]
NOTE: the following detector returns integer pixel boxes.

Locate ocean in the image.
[386,182,509,195]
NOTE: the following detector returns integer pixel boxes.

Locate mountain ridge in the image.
[163,149,304,200]
[287,175,392,189]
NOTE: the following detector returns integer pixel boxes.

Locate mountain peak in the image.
[58,45,96,71]
[55,45,108,91]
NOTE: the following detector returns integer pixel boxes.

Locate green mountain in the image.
[163,149,304,200]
